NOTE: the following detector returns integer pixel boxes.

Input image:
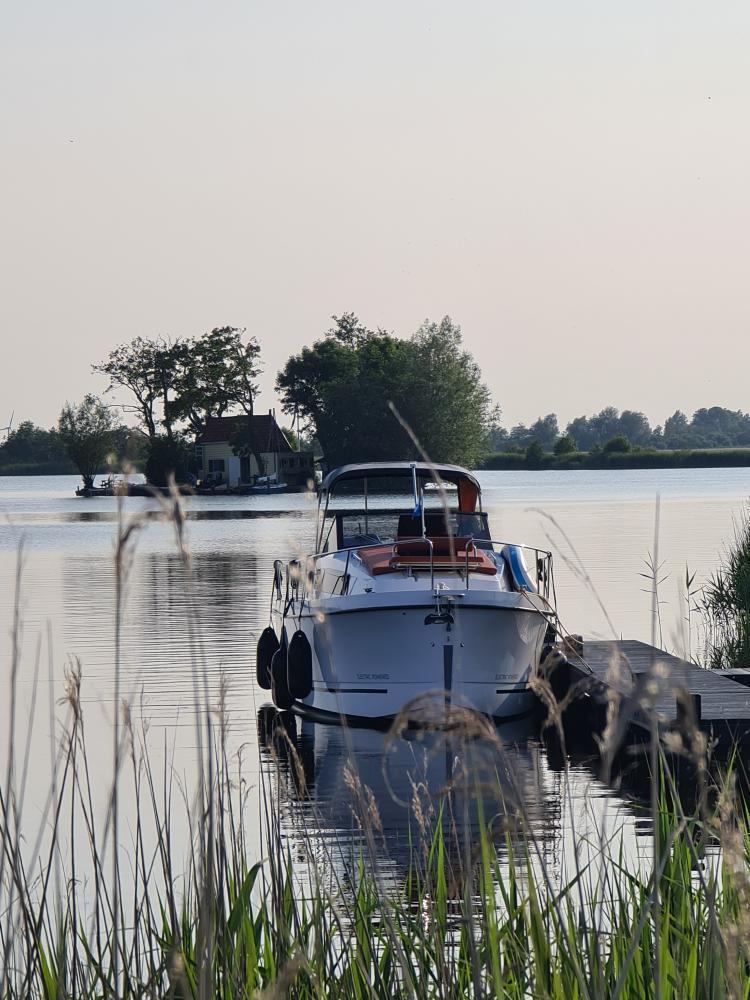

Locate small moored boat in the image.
[256,462,557,724]
[244,473,289,495]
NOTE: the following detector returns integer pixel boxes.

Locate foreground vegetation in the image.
[5,719,750,998]
[703,506,750,670]
[3,655,750,997]
[3,492,750,997]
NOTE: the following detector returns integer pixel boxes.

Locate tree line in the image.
[0,417,147,479]
[1,315,495,483]
[3,316,749,482]
[0,326,264,485]
[492,405,750,456]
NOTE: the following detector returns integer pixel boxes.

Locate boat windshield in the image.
[322,508,492,552]
[316,463,485,552]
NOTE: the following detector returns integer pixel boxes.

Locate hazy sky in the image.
[2,1,749,433]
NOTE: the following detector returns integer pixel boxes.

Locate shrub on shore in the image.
[702,506,750,669]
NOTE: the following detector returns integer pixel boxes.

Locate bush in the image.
[525,440,544,464]
[702,507,750,668]
[603,434,631,454]
[58,395,118,488]
[144,435,196,486]
[553,434,577,455]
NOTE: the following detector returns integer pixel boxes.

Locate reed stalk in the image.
[2,489,750,998]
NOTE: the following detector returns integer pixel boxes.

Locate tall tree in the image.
[276,316,400,466]
[690,407,750,448]
[95,328,263,453]
[566,414,594,450]
[663,410,691,449]
[618,410,652,446]
[172,326,264,470]
[527,414,559,451]
[276,314,495,468]
[221,328,264,472]
[400,317,495,465]
[58,395,117,488]
[171,328,260,436]
[91,337,166,441]
[589,407,621,445]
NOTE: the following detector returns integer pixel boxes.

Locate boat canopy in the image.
[320,462,481,513]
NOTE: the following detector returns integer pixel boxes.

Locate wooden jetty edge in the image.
[561,639,750,745]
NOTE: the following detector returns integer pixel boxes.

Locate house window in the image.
[208,459,226,473]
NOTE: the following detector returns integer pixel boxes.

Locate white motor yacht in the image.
[256,462,556,723]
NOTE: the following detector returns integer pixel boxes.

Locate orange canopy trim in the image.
[457,478,479,513]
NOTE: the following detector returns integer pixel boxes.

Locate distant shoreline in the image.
[480,448,750,471]
[0,461,78,477]
[4,448,750,477]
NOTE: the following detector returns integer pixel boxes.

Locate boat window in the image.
[335,512,400,549]
[324,480,457,511]
[328,510,493,550]
[454,512,491,543]
[396,511,491,544]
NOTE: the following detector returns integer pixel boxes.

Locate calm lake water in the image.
[1,468,749,889]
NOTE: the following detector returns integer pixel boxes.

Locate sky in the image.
[2,0,749,433]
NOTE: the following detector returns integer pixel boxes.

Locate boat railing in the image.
[289,537,553,601]
[392,536,435,590]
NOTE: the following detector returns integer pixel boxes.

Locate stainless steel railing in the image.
[272,536,554,602]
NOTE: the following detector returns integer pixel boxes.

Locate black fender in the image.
[271,631,293,710]
[287,629,313,700]
[256,627,279,690]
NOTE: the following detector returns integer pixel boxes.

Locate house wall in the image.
[197,442,272,486]
[196,441,314,487]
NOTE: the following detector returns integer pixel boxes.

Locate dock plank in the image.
[565,639,750,741]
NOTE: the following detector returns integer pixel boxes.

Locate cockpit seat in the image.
[357,538,497,576]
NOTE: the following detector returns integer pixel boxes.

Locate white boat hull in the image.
[278,597,548,722]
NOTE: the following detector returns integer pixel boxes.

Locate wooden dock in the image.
[563,639,750,745]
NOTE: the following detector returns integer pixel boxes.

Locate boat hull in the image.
[279,601,548,722]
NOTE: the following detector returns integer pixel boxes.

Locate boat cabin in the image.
[316,462,490,552]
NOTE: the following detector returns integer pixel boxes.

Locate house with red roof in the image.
[195,412,314,489]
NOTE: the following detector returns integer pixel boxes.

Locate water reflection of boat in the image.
[256,705,555,879]
[257,462,557,723]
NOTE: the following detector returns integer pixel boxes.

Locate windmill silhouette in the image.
[0,411,14,441]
